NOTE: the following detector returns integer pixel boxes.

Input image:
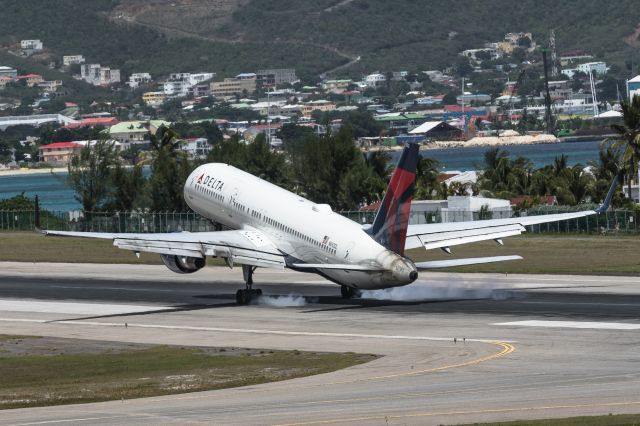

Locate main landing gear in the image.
[236,265,262,305]
[340,285,361,299]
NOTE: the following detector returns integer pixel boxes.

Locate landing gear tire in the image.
[341,285,359,299]
[235,289,262,305]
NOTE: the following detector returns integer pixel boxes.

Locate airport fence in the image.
[0,206,639,235]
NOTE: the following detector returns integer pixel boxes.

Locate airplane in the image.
[46,143,618,305]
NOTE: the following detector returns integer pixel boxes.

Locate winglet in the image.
[595,174,619,214]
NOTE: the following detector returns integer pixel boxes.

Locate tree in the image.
[148,126,193,212]
[610,97,640,201]
[67,140,120,212]
[415,156,445,199]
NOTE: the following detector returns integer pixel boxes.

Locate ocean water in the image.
[0,140,604,212]
[390,139,604,171]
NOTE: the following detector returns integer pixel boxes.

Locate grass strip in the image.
[457,413,640,425]
[3,231,640,275]
[0,335,375,409]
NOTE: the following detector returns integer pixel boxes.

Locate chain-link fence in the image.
[0,206,638,234]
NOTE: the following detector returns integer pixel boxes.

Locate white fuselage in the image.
[183,163,417,289]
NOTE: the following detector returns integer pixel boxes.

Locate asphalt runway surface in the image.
[1,262,640,425]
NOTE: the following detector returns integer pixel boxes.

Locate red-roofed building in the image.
[38,142,83,164]
[17,74,43,87]
[65,116,119,129]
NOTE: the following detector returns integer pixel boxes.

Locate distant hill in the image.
[1,0,640,82]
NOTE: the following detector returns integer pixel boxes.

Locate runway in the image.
[1,262,640,425]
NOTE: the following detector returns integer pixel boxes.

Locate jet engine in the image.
[161,254,205,274]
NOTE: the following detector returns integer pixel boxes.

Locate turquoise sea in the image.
[0,140,604,212]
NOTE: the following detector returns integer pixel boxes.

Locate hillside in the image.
[1,0,640,81]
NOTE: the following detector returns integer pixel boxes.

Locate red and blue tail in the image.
[369,143,419,256]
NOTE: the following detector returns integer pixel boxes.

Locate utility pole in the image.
[541,49,554,135]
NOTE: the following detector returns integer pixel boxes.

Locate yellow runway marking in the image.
[274,400,640,426]
[323,341,515,385]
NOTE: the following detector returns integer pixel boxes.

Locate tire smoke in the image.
[255,294,308,307]
[360,280,516,302]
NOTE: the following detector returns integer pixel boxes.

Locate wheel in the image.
[341,285,355,299]
[255,289,263,296]
[236,289,251,305]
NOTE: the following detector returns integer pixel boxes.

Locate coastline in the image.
[0,168,68,177]
[362,133,560,152]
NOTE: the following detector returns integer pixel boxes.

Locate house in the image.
[457,93,491,105]
[109,121,150,144]
[80,64,120,86]
[0,76,14,90]
[180,137,210,159]
[62,55,85,66]
[64,117,119,129]
[408,121,464,140]
[300,100,336,116]
[243,123,283,142]
[322,79,352,92]
[16,74,44,87]
[128,73,152,89]
[364,73,386,88]
[143,91,166,106]
[21,39,43,51]
[541,80,573,101]
[211,76,257,97]
[0,66,18,79]
[460,47,502,63]
[628,75,640,101]
[162,72,215,97]
[38,141,82,164]
[255,69,298,87]
[563,61,607,78]
[38,80,63,92]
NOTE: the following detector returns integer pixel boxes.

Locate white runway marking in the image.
[0,299,171,315]
[495,320,640,330]
[0,318,513,343]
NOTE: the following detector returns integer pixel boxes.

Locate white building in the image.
[128,73,152,89]
[162,72,214,97]
[563,61,608,78]
[364,73,386,88]
[407,196,510,224]
[0,66,17,79]
[80,64,120,86]
[180,137,210,159]
[21,40,43,50]
[62,55,85,66]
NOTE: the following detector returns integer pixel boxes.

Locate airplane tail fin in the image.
[369,143,419,256]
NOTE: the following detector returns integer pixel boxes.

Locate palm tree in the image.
[611,96,640,200]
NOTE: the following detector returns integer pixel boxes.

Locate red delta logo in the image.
[197,174,205,184]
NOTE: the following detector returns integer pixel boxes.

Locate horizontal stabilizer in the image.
[415,255,523,269]
[292,263,384,271]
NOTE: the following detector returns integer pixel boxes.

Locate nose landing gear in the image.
[236,265,262,305]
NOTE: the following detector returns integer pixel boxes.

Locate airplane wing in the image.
[406,176,618,252]
[44,228,286,269]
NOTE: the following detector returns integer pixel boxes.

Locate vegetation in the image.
[0,335,375,409]
[476,146,624,207]
[0,0,638,81]
[460,413,640,426]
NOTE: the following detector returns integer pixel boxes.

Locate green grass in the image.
[2,231,640,275]
[0,335,375,409]
[459,413,640,425]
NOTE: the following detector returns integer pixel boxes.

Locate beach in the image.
[0,167,68,177]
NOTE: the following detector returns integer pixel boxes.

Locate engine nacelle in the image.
[161,254,205,274]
